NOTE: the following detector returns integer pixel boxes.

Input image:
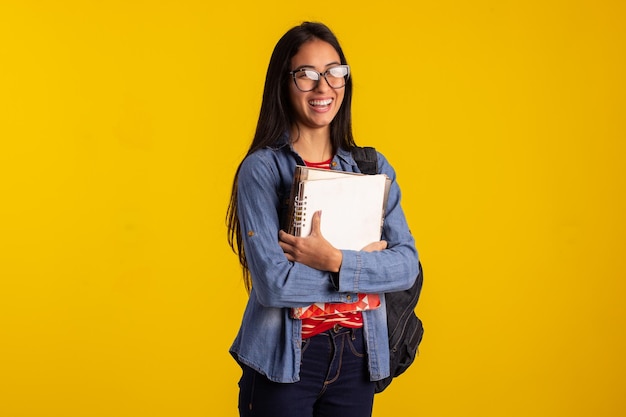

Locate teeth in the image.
[309,99,332,106]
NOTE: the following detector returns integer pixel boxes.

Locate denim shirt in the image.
[229,138,419,383]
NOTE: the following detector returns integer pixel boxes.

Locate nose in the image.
[314,74,332,92]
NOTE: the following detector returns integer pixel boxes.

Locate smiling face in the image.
[288,39,346,135]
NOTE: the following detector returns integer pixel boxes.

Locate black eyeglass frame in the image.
[288,65,350,92]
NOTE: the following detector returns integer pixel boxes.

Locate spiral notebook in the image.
[285,166,390,250]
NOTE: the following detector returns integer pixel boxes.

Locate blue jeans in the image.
[238,326,376,417]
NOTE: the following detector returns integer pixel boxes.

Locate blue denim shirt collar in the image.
[268,132,358,168]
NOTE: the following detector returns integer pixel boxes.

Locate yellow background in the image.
[1,1,625,416]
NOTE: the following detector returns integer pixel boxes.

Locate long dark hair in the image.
[226,22,356,291]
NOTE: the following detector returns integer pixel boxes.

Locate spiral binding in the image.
[292,195,308,235]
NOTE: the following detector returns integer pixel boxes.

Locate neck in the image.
[290,125,333,162]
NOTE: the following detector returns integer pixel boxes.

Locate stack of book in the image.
[284,165,391,250]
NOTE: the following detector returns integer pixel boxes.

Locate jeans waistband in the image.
[318,324,361,338]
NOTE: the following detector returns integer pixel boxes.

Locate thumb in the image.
[309,210,322,236]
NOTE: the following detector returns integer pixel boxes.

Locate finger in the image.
[279,230,295,244]
[309,210,322,236]
[361,240,388,252]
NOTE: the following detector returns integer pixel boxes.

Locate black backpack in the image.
[351,146,424,393]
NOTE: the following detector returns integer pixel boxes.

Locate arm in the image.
[277,151,419,295]
[237,152,354,308]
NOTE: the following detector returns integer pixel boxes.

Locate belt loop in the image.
[351,328,356,340]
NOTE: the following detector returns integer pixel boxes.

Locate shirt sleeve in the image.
[237,152,358,308]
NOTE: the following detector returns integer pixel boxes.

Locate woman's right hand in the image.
[278,210,343,272]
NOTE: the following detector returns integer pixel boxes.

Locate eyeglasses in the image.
[289,65,350,92]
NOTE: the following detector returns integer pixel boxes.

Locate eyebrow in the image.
[293,61,342,71]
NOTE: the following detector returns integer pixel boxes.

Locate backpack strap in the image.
[351,146,378,175]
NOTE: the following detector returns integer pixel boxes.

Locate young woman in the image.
[226,22,419,417]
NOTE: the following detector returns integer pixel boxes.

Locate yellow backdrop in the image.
[1,1,625,416]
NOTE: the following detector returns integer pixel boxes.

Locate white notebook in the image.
[287,166,390,250]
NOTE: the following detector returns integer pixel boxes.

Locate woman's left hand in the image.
[278,211,343,272]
